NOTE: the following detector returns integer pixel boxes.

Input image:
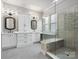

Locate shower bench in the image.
[41,38,64,55]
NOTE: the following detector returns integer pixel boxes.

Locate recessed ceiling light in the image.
[55,0,58,1]
[53,0,58,3]
[29,5,42,11]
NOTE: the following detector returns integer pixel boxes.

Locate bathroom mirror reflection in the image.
[5,17,16,30]
[31,20,37,30]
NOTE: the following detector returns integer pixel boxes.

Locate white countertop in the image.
[41,38,64,44]
[1,31,42,34]
[1,32,57,35]
[14,31,42,34]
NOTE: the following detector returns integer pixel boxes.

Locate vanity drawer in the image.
[17,34,33,47]
[17,34,27,37]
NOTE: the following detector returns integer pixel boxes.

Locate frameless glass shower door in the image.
[54,5,78,59]
[42,0,78,59]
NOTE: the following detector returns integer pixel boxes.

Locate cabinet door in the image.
[18,15,25,32]
[24,16,32,32]
[17,34,26,47]
[2,34,16,48]
[32,33,40,42]
[26,34,33,43]
[18,15,31,32]
[17,34,32,47]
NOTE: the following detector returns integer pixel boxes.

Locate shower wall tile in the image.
[54,5,78,50]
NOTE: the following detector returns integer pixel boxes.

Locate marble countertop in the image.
[41,38,64,44]
[1,31,43,34]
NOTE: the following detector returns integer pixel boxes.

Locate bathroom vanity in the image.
[2,33,16,48]
[2,32,41,48]
[2,14,42,48]
[16,32,40,48]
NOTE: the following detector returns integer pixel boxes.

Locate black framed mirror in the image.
[31,20,37,30]
[5,17,16,30]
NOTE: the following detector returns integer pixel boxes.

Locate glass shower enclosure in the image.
[42,1,78,59]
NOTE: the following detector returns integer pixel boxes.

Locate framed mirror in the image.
[5,17,16,30]
[31,20,37,30]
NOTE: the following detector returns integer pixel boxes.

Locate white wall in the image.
[2,2,43,33]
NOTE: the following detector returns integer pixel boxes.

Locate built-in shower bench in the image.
[41,38,64,55]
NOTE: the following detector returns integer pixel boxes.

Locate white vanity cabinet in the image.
[2,33,40,48]
[17,33,40,48]
[32,33,40,42]
[2,33,16,48]
[17,34,33,47]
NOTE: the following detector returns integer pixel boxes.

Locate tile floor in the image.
[2,44,49,59]
[52,48,77,59]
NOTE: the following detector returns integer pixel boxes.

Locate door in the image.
[18,15,31,32]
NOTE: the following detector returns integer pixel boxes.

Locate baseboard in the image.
[34,41,41,44]
[2,46,16,51]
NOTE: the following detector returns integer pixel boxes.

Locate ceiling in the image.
[2,0,77,12]
[2,0,55,12]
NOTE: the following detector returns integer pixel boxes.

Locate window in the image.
[42,16,50,32]
[42,14,57,35]
[50,14,57,34]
